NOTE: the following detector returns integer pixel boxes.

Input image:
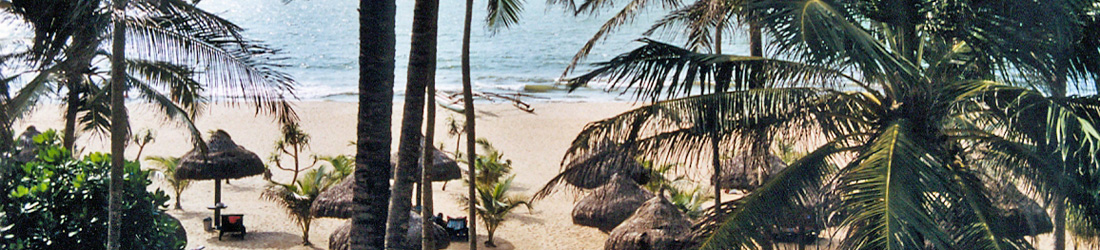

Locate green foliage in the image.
[261,165,339,246]
[0,130,184,249]
[315,155,354,181]
[269,123,313,183]
[471,176,531,247]
[469,138,512,186]
[637,159,712,219]
[145,155,190,210]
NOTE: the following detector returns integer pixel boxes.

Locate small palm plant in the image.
[472,176,531,248]
[472,138,512,186]
[131,128,155,160]
[145,156,189,210]
[639,160,712,219]
[316,155,354,181]
[261,166,338,246]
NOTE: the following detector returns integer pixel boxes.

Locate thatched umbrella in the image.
[605,192,692,250]
[717,153,786,190]
[562,143,650,190]
[329,212,450,250]
[988,181,1053,237]
[311,175,355,218]
[573,174,654,232]
[13,126,40,163]
[175,130,264,227]
[390,144,462,182]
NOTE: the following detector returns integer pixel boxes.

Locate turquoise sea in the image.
[196,0,753,102]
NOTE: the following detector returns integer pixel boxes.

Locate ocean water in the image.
[196,0,752,102]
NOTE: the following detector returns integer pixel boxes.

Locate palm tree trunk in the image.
[107,0,129,249]
[461,0,478,247]
[62,27,99,152]
[389,0,439,245]
[352,0,395,249]
[422,81,438,250]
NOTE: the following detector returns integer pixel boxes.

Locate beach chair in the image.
[218,214,247,240]
[445,216,469,241]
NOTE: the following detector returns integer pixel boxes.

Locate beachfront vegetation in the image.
[0,0,298,153]
[131,128,155,161]
[145,155,191,210]
[262,165,341,246]
[554,1,1100,249]
[471,176,531,248]
[0,130,185,249]
[270,123,313,184]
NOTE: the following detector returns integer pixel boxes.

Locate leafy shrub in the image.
[0,130,185,249]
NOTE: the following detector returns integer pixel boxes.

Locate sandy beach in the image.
[14,101,638,250]
[12,101,1090,250]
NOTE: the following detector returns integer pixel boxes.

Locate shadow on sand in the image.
[199,231,322,250]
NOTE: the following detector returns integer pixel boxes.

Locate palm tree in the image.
[262,166,340,246]
[131,128,154,160]
[468,176,531,248]
[551,1,1100,248]
[271,123,312,183]
[3,0,300,152]
[352,0,395,249]
[459,0,524,248]
[387,0,440,246]
[145,156,191,210]
[107,0,128,248]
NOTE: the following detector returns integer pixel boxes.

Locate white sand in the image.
[13,101,1085,250]
[15,101,636,250]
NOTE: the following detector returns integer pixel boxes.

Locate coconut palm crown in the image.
[552,1,1100,249]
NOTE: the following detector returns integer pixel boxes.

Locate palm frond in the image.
[560,0,681,77]
[487,0,524,32]
[643,0,735,52]
[838,119,952,250]
[567,39,865,101]
[535,88,871,199]
[127,74,206,152]
[942,163,1031,250]
[118,17,298,125]
[126,58,206,117]
[693,140,848,250]
[748,0,918,90]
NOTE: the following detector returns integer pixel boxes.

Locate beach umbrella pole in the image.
[214,178,222,228]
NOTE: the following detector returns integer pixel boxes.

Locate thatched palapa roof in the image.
[175,130,264,180]
[718,152,786,190]
[535,141,650,200]
[391,145,462,182]
[312,175,355,218]
[13,126,40,163]
[572,174,654,232]
[329,212,450,250]
[605,193,692,250]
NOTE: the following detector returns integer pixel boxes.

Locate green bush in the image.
[0,130,185,249]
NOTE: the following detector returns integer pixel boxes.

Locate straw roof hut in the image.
[718,153,786,190]
[329,212,450,250]
[605,193,692,250]
[562,143,650,190]
[312,175,355,218]
[573,174,654,232]
[391,145,462,182]
[13,126,40,163]
[175,130,264,180]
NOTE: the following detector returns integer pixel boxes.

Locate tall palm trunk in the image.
[388,0,440,246]
[107,0,129,249]
[62,28,99,152]
[422,80,438,250]
[351,0,395,249]
[461,0,478,248]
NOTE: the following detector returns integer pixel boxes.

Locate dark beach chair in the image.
[445,216,469,241]
[219,214,247,240]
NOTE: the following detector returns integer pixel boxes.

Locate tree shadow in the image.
[200,231,321,249]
